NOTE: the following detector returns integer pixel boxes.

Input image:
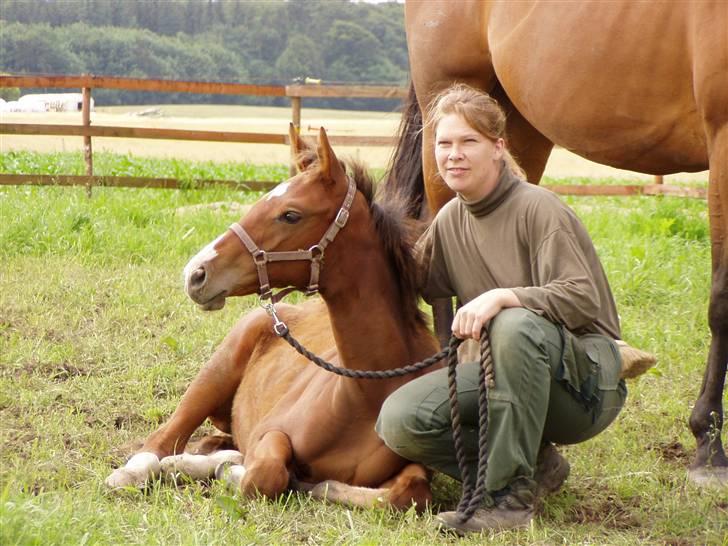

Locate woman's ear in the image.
[493,138,505,160]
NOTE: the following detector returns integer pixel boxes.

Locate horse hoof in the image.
[215,462,247,490]
[105,452,160,488]
[688,466,728,489]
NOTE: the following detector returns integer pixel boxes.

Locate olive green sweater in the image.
[417,163,621,339]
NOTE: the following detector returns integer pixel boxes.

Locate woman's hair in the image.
[425,83,525,178]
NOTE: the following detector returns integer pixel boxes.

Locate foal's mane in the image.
[297,149,428,331]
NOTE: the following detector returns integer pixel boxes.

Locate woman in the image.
[376,84,627,533]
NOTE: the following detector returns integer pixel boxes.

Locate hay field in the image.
[0,104,709,183]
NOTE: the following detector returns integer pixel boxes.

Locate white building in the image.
[12,93,94,112]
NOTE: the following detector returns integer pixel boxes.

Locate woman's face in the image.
[434,113,504,201]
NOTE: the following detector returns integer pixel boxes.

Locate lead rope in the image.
[448,331,495,523]
[264,302,494,522]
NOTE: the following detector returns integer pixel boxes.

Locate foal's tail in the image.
[380,82,426,219]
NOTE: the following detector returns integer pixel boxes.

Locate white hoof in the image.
[161,450,244,481]
[105,452,161,488]
[215,462,247,491]
[688,466,728,489]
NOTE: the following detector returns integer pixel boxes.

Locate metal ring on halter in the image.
[308,244,324,261]
[252,249,267,265]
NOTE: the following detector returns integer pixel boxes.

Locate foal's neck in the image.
[322,241,415,373]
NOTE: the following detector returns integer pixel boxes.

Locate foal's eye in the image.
[278,211,302,224]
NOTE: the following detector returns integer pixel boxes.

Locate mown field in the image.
[0,151,725,545]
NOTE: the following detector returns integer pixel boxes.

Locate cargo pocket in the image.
[558,328,624,410]
[593,337,623,392]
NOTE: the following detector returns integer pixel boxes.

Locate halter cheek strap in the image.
[228,176,357,303]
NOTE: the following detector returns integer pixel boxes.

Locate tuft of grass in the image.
[0,158,725,544]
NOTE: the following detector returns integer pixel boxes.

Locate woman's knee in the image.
[376,387,418,450]
[490,308,546,348]
[376,372,454,462]
[489,308,555,371]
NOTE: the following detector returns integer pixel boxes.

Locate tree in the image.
[0,73,21,101]
[274,34,323,81]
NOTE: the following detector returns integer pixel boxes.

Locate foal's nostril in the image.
[189,267,207,289]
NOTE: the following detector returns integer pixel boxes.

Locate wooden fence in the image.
[0,74,706,199]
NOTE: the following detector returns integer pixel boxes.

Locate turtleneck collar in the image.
[460,160,520,217]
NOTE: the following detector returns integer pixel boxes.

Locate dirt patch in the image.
[50,362,90,382]
[648,440,692,464]
[565,492,642,530]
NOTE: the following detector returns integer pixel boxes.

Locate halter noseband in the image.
[228,176,357,303]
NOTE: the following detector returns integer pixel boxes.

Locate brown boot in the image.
[436,478,535,534]
[534,442,570,497]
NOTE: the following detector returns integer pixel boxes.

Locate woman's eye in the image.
[279,211,302,224]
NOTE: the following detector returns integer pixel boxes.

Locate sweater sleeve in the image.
[509,221,602,333]
[415,221,455,302]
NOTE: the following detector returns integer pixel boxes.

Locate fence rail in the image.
[0,73,706,199]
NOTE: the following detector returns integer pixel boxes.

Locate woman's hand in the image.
[451,289,521,340]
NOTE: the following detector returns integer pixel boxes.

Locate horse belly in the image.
[488,1,708,173]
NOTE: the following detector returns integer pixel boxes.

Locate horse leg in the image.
[304,463,432,513]
[160,450,244,482]
[219,430,293,499]
[105,309,271,488]
[688,127,728,487]
[186,432,236,455]
[488,86,554,184]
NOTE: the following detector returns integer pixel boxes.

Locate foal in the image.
[106,127,441,510]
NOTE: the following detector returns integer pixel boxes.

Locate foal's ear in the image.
[288,123,309,173]
[316,127,346,185]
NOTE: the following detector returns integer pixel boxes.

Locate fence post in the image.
[82,86,93,197]
[290,95,301,177]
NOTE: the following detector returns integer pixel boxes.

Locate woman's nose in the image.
[448,147,464,160]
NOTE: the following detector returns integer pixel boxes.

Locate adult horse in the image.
[106,126,440,510]
[382,0,727,486]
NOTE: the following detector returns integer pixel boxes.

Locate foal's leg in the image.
[218,430,293,499]
[304,463,432,513]
[105,309,271,488]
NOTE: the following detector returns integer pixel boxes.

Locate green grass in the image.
[1,155,725,544]
[0,150,289,181]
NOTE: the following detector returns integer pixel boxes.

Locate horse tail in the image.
[380,81,425,219]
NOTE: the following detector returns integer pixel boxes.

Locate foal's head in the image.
[184,126,367,310]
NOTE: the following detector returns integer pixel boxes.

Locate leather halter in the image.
[228,176,357,303]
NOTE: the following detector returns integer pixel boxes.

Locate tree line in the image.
[0,0,409,110]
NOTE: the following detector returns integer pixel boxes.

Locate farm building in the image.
[3,93,94,113]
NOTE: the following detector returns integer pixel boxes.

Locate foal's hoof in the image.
[105,452,161,489]
[688,466,728,489]
[215,462,248,491]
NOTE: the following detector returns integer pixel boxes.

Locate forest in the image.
[0,0,409,109]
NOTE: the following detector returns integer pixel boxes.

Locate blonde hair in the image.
[425,83,525,178]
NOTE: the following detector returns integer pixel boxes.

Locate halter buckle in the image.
[334,208,349,228]
[253,249,267,265]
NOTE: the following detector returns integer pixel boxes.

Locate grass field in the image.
[0,151,725,545]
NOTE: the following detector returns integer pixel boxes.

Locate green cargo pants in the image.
[376,308,627,492]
